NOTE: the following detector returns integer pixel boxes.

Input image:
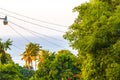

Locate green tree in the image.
[64,0,120,79]
[18,65,35,80]
[30,50,55,80]
[0,39,12,64]
[49,50,77,80]
[21,42,41,69]
[31,50,78,80]
[0,52,12,64]
[37,50,48,67]
[0,63,24,80]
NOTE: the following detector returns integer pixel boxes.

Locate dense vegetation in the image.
[0,39,79,80]
[64,0,120,79]
[0,0,120,80]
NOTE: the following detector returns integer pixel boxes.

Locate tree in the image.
[31,50,78,80]
[0,39,12,52]
[49,50,78,80]
[0,63,24,80]
[45,50,76,79]
[18,65,35,80]
[21,42,41,69]
[0,52,12,64]
[37,49,51,68]
[30,50,55,80]
[64,0,120,79]
[0,39,12,64]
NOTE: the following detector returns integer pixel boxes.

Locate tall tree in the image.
[21,42,41,69]
[0,63,24,80]
[64,0,120,79]
[30,50,78,80]
[0,39,12,64]
[30,50,55,80]
[49,50,78,80]
[37,49,51,68]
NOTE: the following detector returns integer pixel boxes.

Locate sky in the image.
[0,0,89,66]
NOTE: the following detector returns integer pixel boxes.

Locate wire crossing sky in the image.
[0,8,68,28]
[8,21,66,48]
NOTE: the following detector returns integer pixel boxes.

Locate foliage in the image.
[37,49,53,68]
[0,38,12,52]
[0,63,24,80]
[0,39,27,80]
[0,63,35,80]
[30,50,78,80]
[18,65,35,80]
[0,39,12,64]
[30,50,55,80]
[21,42,41,69]
[64,0,120,80]
[49,50,78,80]
[0,52,13,64]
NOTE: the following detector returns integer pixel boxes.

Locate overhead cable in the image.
[8,24,30,42]
[9,20,65,42]
[12,44,24,51]
[9,21,66,48]
[0,12,65,33]
[0,8,67,28]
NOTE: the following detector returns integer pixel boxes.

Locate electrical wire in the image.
[11,45,24,55]
[0,8,67,28]
[9,21,64,42]
[12,44,24,51]
[0,13,65,42]
[8,24,30,42]
[9,21,66,48]
[0,12,65,33]
[9,20,65,42]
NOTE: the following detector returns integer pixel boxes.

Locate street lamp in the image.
[0,16,8,25]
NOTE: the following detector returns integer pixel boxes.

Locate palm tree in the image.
[0,39,12,52]
[21,42,41,69]
[37,49,50,67]
[37,50,45,66]
[0,39,12,64]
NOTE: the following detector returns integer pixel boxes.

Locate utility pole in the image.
[0,16,8,25]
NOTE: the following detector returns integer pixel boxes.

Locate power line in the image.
[9,21,66,48]
[8,24,30,42]
[0,12,65,33]
[27,31,63,48]
[0,24,24,52]
[9,44,24,55]
[1,12,65,42]
[12,44,24,51]
[9,20,65,42]
[0,8,67,28]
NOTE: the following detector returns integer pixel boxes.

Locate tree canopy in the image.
[21,42,41,69]
[0,39,12,64]
[64,0,120,79]
[30,50,78,80]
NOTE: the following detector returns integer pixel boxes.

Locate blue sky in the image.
[0,0,89,66]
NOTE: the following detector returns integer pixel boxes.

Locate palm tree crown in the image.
[21,42,41,69]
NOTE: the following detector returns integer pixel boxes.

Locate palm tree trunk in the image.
[35,61,36,70]
[35,56,36,70]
